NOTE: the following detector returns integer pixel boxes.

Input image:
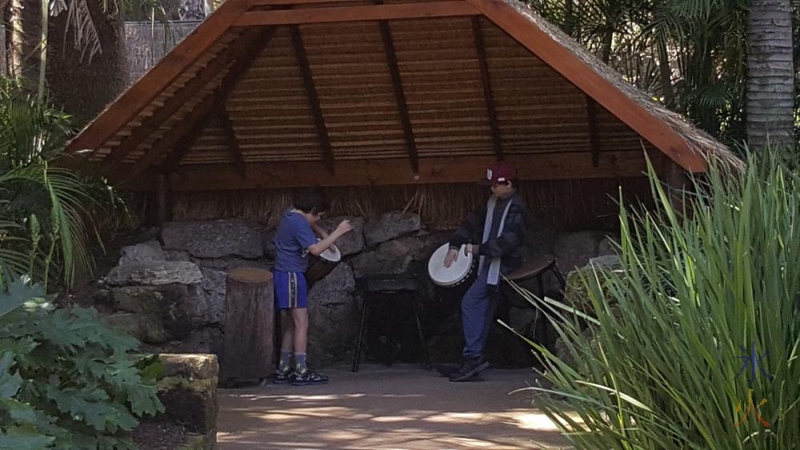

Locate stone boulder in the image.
[363,212,421,247]
[197,269,227,325]
[105,261,203,287]
[563,256,623,314]
[553,230,618,274]
[307,263,359,365]
[262,228,277,261]
[157,354,218,449]
[319,216,365,256]
[102,312,170,344]
[111,285,200,341]
[119,240,167,266]
[350,237,423,278]
[161,220,263,259]
[312,261,356,294]
[163,327,224,355]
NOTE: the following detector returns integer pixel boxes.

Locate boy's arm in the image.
[449,208,486,249]
[477,204,527,258]
[307,220,351,256]
[311,222,330,239]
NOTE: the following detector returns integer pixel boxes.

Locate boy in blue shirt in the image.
[273,189,352,386]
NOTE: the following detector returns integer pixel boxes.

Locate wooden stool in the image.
[221,268,274,383]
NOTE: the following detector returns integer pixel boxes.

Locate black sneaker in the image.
[291,370,329,386]
[273,369,293,384]
[448,357,489,382]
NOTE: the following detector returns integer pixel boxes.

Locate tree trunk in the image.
[221,268,275,382]
[6,0,41,86]
[46,0,128,127]
[746,0,795,152]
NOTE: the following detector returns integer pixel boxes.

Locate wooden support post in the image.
[221,268,275,382]
[291,25,335,175]
[376,0,419,173]
[586,96,600,167]
[472,17,503,161]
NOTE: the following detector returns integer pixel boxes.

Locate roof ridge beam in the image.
[234,1,480,26]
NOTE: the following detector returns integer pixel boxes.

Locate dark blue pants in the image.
[461,266,499,359]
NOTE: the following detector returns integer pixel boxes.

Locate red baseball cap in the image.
[479,162,517,185]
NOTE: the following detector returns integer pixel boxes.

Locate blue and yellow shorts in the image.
[274,271,308,309]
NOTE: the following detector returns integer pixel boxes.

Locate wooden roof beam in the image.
[586,97,600,167]
[291,25,335,175]
[467,0,706,172]
[234,1,480,26]
[102,27,268,172]
[218,105,247,178]
[375,1,418,173]
[158,112,212,175]
[117,151,650,191]
[67,0,255,153]
[472,17,502,161]
[125,28,277,182]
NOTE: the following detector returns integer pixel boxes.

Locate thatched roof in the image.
[66,0,739,192]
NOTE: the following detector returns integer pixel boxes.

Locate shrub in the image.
[511,153,800,449]
[0,281,164,449]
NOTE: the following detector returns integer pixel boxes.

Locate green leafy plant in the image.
[0,297,164,449]
[508,152,800,449]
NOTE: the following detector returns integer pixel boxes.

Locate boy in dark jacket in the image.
[444,162,528,381]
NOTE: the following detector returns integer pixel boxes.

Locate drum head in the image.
[319,243,341,262]
[428,243,473,287]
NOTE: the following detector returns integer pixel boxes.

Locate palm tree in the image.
[746,0,795,151]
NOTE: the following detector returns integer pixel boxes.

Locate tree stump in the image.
[221,268,274,382]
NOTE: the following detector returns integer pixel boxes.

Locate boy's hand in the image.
[335,220,352,235]
[465,244,479,255]
[444,248,458,268]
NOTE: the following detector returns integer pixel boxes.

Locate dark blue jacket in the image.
[448,192,528,274]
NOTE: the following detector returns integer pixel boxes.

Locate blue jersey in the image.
[274,210,318,273]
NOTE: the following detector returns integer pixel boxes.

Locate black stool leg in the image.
[553,265,567,290]
[411,298,431,370]
[352,295,370,372]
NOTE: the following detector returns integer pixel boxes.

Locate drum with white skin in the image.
[428,243,476,287]
[306,243,342,283]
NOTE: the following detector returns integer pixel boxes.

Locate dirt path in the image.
[217,365,572,449]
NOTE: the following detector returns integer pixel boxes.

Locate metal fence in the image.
[124,21,202,85]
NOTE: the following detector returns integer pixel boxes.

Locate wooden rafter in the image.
[466,0,706,172]
[159,113,214,174]
[114,151,650,191]
[375,0,418,173]
[291,25,335,175]
[218,104,247,177]
[66,0,253,153]
[103,27,267,171]
[234,1,480,26]
[471,17,502,161]
[126,28,277,181]
[586,97,600,167]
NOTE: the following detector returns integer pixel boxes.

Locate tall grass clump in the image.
[515,152,800,449]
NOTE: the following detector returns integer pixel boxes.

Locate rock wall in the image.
[93,215,618,372]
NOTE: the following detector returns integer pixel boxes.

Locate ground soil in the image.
[130,420,189,450]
